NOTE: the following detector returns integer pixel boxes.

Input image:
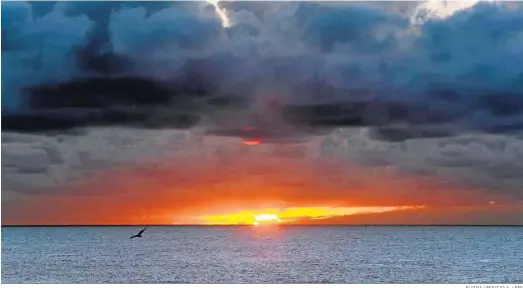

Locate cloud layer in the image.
[2,1,523,141]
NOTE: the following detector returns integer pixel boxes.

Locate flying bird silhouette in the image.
[129,227,147,239]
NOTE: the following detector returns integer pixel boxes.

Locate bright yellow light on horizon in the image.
[198,205,425,225]
[253,213,280,226]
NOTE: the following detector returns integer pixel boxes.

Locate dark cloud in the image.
[321,128,523,199]
[1,129,191,195]
[2,1,523,143]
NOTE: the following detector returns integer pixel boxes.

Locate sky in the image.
[2,0,523,225]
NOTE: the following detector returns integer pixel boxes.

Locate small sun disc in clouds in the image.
[253,213,280,226]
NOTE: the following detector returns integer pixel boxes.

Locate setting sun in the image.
[253,213,280,226]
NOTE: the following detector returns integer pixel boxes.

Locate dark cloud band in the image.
[2,1,523,143]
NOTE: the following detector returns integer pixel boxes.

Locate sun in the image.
[253,213,280,226]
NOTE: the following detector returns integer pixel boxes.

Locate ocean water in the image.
[1,226,522,284]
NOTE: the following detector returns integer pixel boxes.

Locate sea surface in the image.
[2,226,522,284]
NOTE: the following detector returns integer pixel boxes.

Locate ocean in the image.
[1,226,522,284]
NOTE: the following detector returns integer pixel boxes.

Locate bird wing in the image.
[137,227,147,236]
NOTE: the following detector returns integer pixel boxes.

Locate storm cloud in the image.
[2,1,523,140]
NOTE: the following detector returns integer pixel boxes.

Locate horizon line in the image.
[2,224,522,227]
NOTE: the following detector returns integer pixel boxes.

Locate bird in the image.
[129,227,147,239]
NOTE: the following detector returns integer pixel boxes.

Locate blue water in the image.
[1,226,522,283]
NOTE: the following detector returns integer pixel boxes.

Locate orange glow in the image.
[4,145,520,226]
[198,205,424,225]
[243,137,263,145]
